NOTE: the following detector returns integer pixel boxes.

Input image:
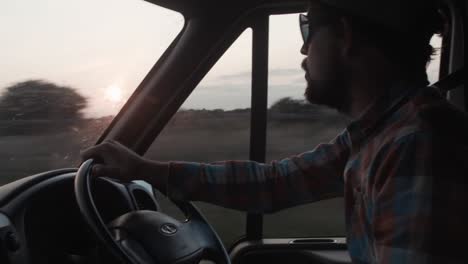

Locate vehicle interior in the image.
[0,0,465,263]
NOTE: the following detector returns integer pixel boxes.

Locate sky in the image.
[0,0,441,118]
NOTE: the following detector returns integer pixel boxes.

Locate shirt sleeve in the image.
[166,130,350,213]
[370,131,467,263]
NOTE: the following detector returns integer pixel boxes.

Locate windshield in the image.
[0,0,184,186]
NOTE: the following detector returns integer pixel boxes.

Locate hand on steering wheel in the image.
[75,159,231,264]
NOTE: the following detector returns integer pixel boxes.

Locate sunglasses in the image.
[299,14,311,43]
[299,13,336,45]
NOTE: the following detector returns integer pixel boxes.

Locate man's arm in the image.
[156,131,350,213]
[81,130,350,214]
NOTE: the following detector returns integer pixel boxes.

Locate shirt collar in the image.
[346,81,424,152]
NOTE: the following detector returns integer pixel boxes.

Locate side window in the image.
[262,15,444,239]
[263,14,348,238]
[145,29,252,246]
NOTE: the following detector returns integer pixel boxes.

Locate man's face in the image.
[301,2,349,113]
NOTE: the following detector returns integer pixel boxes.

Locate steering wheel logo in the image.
[160,223,178,235]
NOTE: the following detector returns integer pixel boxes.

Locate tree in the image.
[269,97,320,113]
[0,80,87,120]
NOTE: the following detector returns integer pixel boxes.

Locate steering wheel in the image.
[75,159,231,264]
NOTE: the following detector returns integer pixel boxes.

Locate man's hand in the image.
[80,140,150,182]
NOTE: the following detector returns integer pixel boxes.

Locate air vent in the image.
[289,238,335,244]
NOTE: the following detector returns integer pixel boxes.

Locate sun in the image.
[105,85,123,103]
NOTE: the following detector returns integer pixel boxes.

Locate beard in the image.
[302,59,350,114]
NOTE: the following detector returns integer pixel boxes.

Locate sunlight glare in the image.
[105,85,123,103]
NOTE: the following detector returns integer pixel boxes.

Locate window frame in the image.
[245,13,269,241]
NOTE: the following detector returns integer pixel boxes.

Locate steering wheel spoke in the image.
[110,228,154,263]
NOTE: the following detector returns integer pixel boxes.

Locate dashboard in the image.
[0,169,160,264]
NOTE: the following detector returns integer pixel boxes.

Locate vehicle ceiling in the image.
[145,0,461,18]
[144,0,308,16]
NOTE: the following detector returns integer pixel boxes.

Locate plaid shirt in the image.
[167,83,468,263]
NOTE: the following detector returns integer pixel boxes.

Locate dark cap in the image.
[318,0,440,35]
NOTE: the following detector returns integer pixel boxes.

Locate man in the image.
[82,0,468,263]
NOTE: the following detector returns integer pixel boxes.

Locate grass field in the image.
[0,109,349,246]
